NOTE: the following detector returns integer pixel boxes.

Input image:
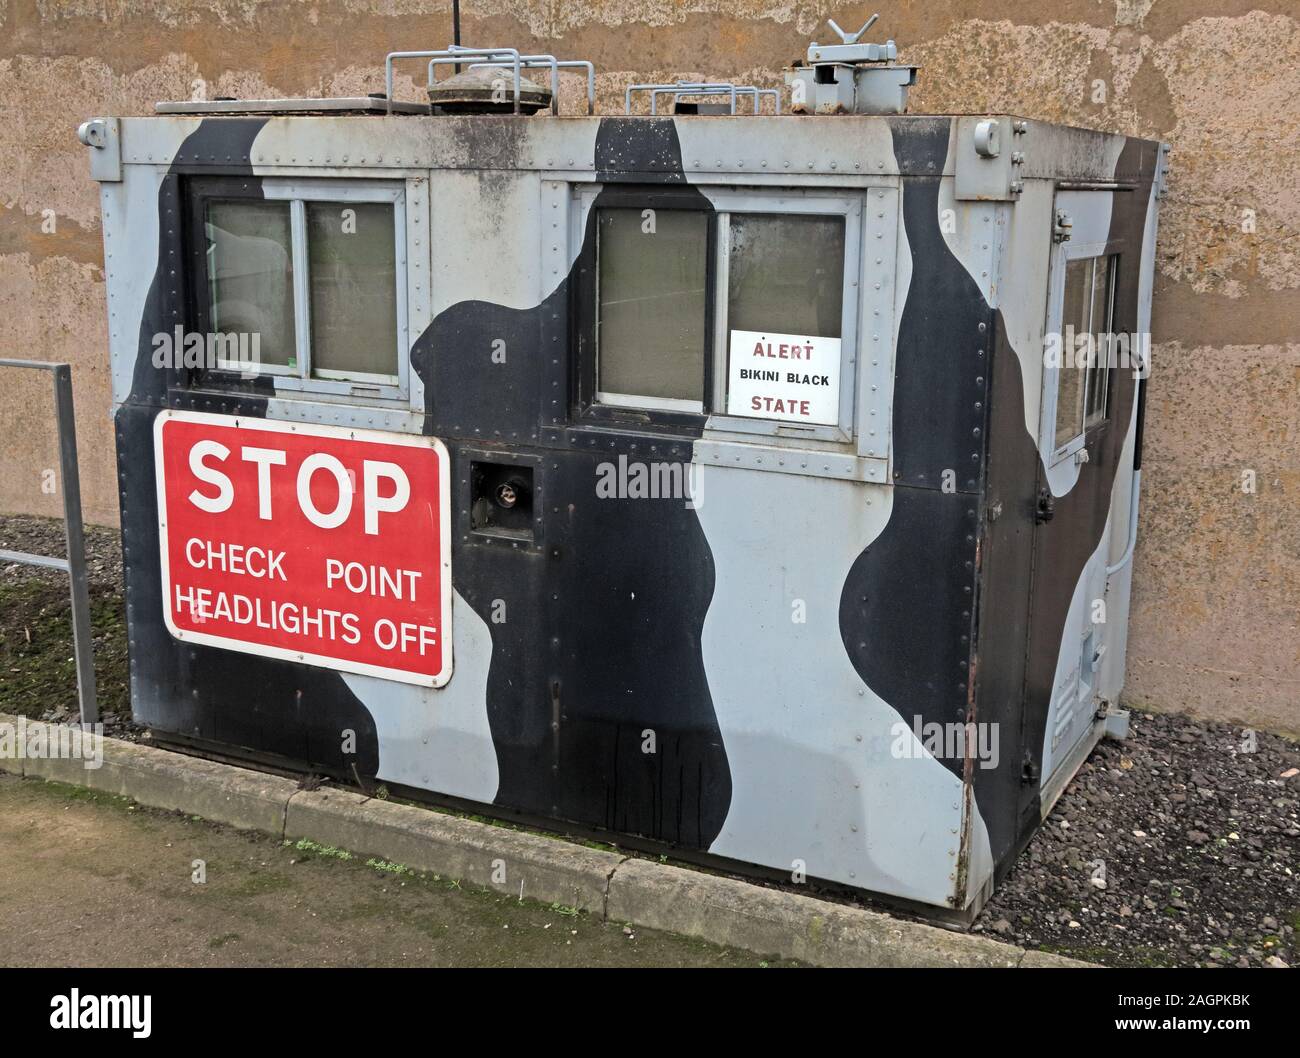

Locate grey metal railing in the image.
[466,56,597,115]
[625,81,782,115]
[0,359,98,724]
[385,48,525,114]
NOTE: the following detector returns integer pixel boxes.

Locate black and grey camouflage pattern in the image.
[95,110,1162,913]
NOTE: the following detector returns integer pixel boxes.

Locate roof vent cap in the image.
[427,66,552,114]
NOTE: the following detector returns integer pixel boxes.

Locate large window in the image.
[189,178,408,397]
[581,190,860,442]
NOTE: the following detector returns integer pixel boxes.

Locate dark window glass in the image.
[308,201,399,381]
[728,213,845,337]
[1084,254,1115,427]
[1055,257,1090,447]
[596,207,708,405]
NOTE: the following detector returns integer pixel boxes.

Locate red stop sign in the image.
[154,410,452,686]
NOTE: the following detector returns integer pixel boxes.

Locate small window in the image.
[595,207,708,410]
[1052,251,1117,453]
[189,179,407,397]
[581,190,859,440]
[205,200,297,368]
[1053,258,1090,447]
[306,201,399,384]
[1084,255,1115,428]
[724,213,845,426]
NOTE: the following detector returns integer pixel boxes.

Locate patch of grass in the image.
[408,913,449,940]
[1037,942,1174,968]
[208,932,240,949]
[462,810,519,830]
[30,779,133,810]
[366,857,413,876]
[0,580,130,720]
[333,899,393,922]
[287,838,353,861]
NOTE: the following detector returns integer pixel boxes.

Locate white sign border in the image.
[153,409,454,688]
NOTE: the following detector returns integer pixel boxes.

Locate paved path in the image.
[0,773,795,967]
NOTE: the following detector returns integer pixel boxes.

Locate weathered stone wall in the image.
[1,1,1295,733]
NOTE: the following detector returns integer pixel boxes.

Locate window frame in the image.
[1041,238,1121,467]
[186,176,410,402]
[572,185,862,445]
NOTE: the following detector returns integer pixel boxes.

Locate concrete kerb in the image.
[605,858,1028,968]
[0,713,1092,967]
[283,785,621,914]
[0,712,298,833]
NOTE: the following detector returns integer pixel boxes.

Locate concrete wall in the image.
[0,1,1295,735]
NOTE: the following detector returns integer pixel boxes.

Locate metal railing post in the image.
[52,365,98,725]
[0,358,98,725]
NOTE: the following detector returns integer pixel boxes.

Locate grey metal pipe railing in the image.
[692,84,779,114]
[0,358,98,724]
[627,81,782,116]
[660,84,780,115]
[386,48,523,114]
[652,84,742,114]
[627,81,736,115]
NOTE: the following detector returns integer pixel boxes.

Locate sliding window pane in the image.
[1084,255,1114,426]
[596,207,708,405]
[307,201,399,381]
[728,213,844,338]
[1054,257,1090,447]
[205,200,296,368]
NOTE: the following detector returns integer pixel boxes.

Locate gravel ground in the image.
[2,513,1297,967]
[980,713,1299,967]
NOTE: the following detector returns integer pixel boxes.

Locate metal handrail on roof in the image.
[466,57,597,115]
[385,45,597,117]
[385,47,525,114]
[625,81,781,116]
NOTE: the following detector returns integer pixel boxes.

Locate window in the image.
[306,201,400,384]
[1083,255,1115,428]
[189,179,408,397]
[596,207,708,411]
[205,200,297,367]
[1048,250,1118,460]
[722,213,845,427]
[580,189,860,441]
